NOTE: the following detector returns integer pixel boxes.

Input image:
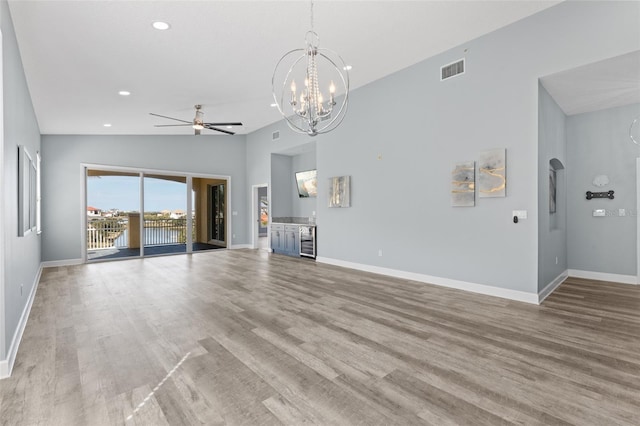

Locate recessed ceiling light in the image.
[226,126,232,129]
[152,21,170,30]
[343,65,352,71]
[103,123,112,127]
[270,103,277,107]
[118,90,130,96]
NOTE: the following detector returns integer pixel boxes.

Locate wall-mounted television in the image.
[295,169,317,198]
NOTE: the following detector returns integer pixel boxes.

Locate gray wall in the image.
[40,135,247,262]
[247,1,639,294]
[1,0,42,360]
[567,103,640,276]
[538,84,567,291]
[291,150,317,218]
[270,154,293,218]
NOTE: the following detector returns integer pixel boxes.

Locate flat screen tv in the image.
[295,169,317,198]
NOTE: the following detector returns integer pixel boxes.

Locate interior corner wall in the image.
[270,154,293,218]
[247,1,639,296]
[1,0,41,363]
[537,83,567,292]
[567,103,640,277]
[40,135,247,262]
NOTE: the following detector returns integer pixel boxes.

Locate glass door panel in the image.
[143,174,187,257]
[192,178,227,252]
[86,169,140,261]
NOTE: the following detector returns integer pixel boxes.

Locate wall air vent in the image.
[441,58,465,81]
[272,130,280,141]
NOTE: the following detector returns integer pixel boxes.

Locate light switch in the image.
[232,211,238,216]
[512,210,527,220]
[593,209,606,217]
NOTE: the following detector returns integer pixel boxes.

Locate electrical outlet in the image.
[232,234,236,239]
[555,256,558,265]
[20,284,23,296]
[378,249,383,257]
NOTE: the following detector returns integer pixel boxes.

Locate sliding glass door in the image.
[143,174,188,256]
[86,169,140,261]
[86,167,227,262]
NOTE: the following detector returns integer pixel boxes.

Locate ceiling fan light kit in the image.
[150,104,242,135]
[272,0,349,137]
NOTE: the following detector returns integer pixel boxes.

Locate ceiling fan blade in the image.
[204,124,235,135]
[154,124,194,127]
[149,113,192,124]
[203,122,243,126]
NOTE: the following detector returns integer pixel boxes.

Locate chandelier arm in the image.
[272,48,306,118]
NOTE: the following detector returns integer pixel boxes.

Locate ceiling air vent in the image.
[272,130,280,141]
[441,58,465,81]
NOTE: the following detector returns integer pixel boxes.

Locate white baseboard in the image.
[42,258,83,268]
[230,244,252,250]
[568,269,637,285]
[538,270,568,303]
[0,264,43,379]
[316,257,539,304]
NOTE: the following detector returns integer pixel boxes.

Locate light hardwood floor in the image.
[1,249,639,425]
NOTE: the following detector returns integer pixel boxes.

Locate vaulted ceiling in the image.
[9,1,562,136]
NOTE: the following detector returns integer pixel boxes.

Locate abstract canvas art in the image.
[451,161,475,207]
[478,148,506,198]
[329,176,351,208]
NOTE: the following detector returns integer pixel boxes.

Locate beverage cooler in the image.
[299,225,316,259]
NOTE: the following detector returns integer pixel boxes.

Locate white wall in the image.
[247,1,640,296]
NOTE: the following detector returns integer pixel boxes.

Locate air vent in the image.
[272,130,280,141]
[441,58,465,81]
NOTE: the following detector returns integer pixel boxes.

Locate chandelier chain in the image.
[310,0,314,32]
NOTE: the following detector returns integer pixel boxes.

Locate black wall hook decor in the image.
[586,190,614,200]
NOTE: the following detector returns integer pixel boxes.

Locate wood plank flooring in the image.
[1,249,638,425]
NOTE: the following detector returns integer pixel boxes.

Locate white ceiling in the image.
[540,50,640,116]
[8,0,561,136]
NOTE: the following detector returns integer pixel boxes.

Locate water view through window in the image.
[86,170,225,261]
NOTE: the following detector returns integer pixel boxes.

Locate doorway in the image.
[252,183,269,250]
[84,165,230,262]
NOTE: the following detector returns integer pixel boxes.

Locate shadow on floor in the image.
[88,243,225,261]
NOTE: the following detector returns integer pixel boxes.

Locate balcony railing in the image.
[87,218,127,250]
[87,217,196,250]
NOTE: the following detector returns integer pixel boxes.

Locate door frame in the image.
[81,163,231,262]
[251,183,269,249]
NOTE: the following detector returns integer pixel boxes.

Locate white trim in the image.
[316,257,539,304]
[568,269,637,285]
[0,264,42,379]
[637,158,639,284]
[0,29,5,370]
[42,258,84,268]
[538,270,568,303]
[230,244,252,250]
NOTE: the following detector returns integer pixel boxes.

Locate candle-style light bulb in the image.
[329,81,335,105]
[290,80,297,105]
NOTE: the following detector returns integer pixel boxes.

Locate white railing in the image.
[87,219,127,250]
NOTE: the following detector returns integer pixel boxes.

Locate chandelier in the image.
[272,0,349,136]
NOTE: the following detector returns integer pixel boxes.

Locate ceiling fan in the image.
[150,104,242,135]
